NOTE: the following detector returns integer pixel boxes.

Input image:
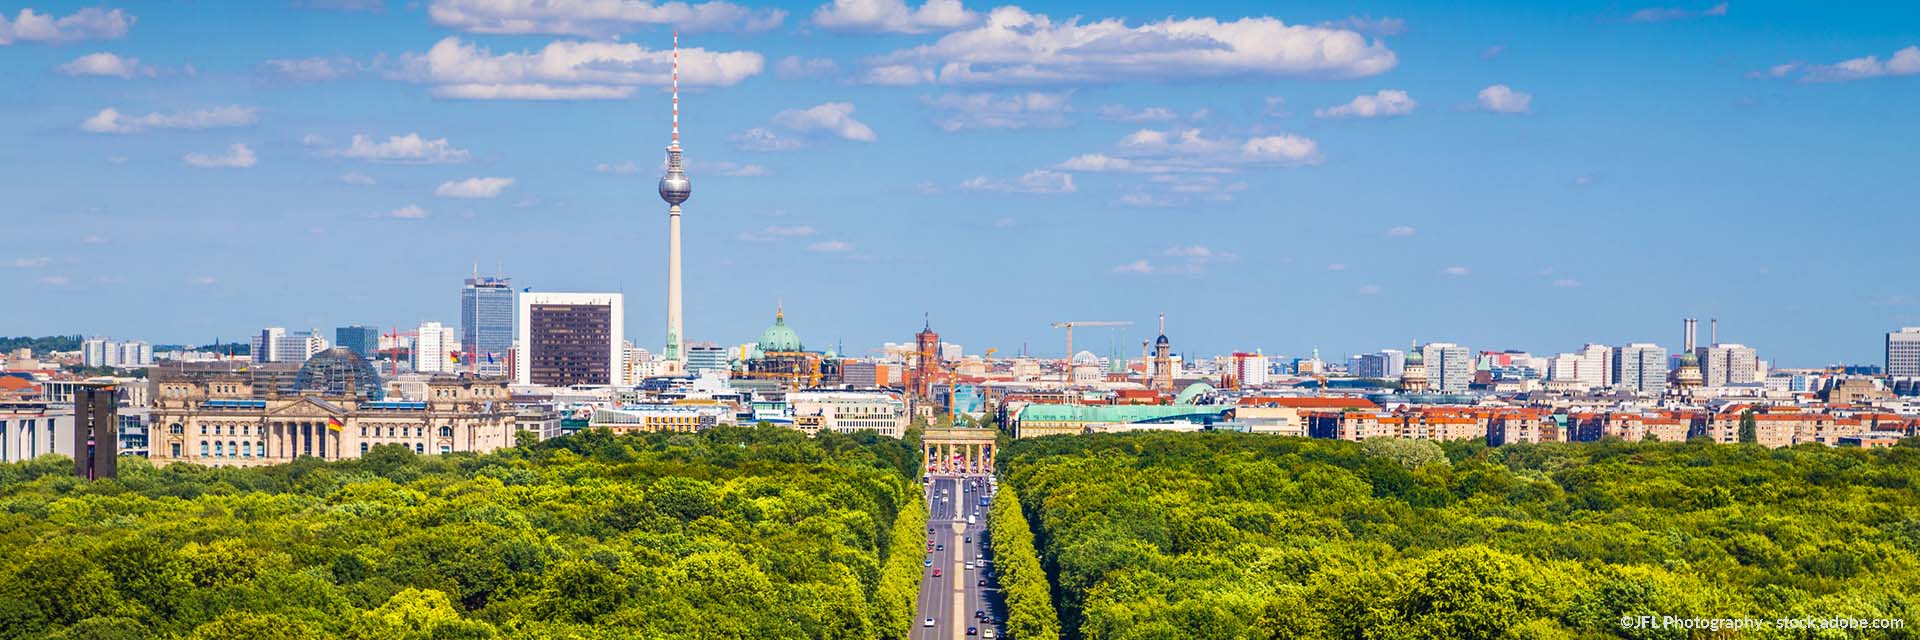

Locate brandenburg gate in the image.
[922,425,997,475]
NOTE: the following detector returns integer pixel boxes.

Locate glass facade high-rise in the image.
[462,276,515,377]
[335,325,380,357]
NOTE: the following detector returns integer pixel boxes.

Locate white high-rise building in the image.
[115,341,152,367]
[82,338,111,367]
[1548,344,1613,389]
[414,322,458,374]
[1421,343,1472,392]
[1613,343,1668,395]
[1698,343,1760,387]
[1888,328,1920,378]
[250,328,327,364]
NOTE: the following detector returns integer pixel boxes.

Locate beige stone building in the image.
[151,370,515,467]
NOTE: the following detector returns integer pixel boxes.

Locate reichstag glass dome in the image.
[293,347,384,399]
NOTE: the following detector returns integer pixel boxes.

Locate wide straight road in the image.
[912,474,1005,640]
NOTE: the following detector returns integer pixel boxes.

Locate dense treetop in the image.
[1001,433,1920,639]
[0,426,924,639]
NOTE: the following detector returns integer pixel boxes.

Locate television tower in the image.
[658,32,691,365]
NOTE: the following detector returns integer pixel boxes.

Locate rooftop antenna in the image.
[671,30,679,149]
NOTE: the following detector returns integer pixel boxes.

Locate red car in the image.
[932,568,943,577]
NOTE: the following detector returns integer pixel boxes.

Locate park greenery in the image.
[0,426,926,639]
[1001,432,1920,639]
[988,483,1062,640]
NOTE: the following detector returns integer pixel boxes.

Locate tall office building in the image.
[250,328,327,364]
[1421,342,1472,392]
[414,322,458,374]
[1231,351,1270,386]
[516,292,624,386]
[82,338,152,368]
[657,34,692,365]
[1613,343,1669,395]
[335,325,380,357]
[72,383,116,480]
[1353,349,1405,380]
[461,275,514,377]
[1697,343,1760,387]
[1889,328,1920,377]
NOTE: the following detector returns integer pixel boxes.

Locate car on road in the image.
[932,568,942,577]
[936,543,944,551]
[967,626,978,636]
[976,578,986,586]
[924,559,932,567]
[964,562,974,571]
[983,630,996,639]
[975,610,984,619]
[924,618,935,628]
[964,536,971,543]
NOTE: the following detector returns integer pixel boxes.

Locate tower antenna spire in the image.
[671,30,679,147]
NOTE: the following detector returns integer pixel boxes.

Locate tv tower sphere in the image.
[659,160,690,205]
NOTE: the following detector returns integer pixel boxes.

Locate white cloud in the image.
[7,257,50,268]
[1443,265,1470,276]
[994,216,1015,227]
[58,52,151,78]
[81,234,107,245]
[1263,96,1290,117]
[334,133,471,164]
[80,105,259,134]
[1318,15,1405,37]
[1481,45,1506,60]
[1476,84,1532,113]
[776,55,838,79]
[1552,278,1583,288]
[772,102,877,141]
[862,7,1397,86]
[861,64,935,86]
[813,0,978,34]
[739,225,817,242]
[1326,263,1346,271]
[729,127,805,151]
[1096,104,1177,122]
[699,160,771,176]
[1357,284,1382,295]
[1115,192,1175,208]
[1626,2,1726,23]
[807,240,854,252]
[1314,89,1416,119]
[340,171,377,185]
[426,0,785,36]
[1059,128,1319,174]
[182,143,257,169]
[436,176,515,198]
[388,204,429,219]
[395,36,764,100]
[186,275,218,285]
[1117,245,1238,275]
[1385,225,1416,237]
[1770,45,1920,83]
[922,91,1071,131]
[960,169,1076,194]
[37,275,71,286]
[260,56,362,81]
[595,160,642,174]
[1574,175,1592,186]
[0,8,133,45]
[106,155,128,164]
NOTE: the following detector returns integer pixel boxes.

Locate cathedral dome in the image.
[757,307,804,353]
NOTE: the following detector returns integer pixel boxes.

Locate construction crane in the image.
[1050,321,1133,366]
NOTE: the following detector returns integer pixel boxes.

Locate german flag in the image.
[326,416,343,432]
[449,351,460,363]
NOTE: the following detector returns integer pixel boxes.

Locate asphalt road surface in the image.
[913,474,1005,640]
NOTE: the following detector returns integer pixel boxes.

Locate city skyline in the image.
[3,1,1919,365]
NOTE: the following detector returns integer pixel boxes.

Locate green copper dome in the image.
[758,306,803,353]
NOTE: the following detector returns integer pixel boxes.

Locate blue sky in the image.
[2,0,1917,367]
